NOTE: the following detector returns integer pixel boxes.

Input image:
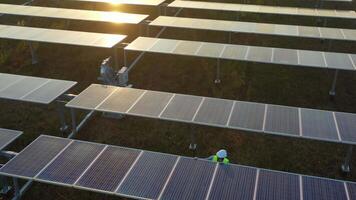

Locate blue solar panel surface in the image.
[75,146,140,192]
[303,176,348,200]
[159,157,216,200]
[208,165,257,200]
[117,151,178,199]
[37,141,105,185]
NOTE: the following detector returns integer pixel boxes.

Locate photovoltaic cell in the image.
[221,45,248,60]
[247,46,272,63]
[75,146,140,192]
[334,112,356,143]
[256,170,300,200]
[66,84,116,110]
[301,109,338,140]
[0,128,22,151]
[159,158,215,200]
[208,165,257,200]
[97,87,145,113]
[160,94,203,121]
[324,52,354,70]
[128,91,173,117]
[37,141,105,185]
[303,177,347,200]
[298,50,326,68]
[0,77,48,99]
[194,98,234,126]
[196,43,225,58]
[264,105,300,135]
[173,41,202,55]
[298,26,320,38]
[0,73,23,91]
[273,48,298,65]
[0,135,71,178]
[347,183,356,200]
[149,39,179,53]
[228,101,265,131]
[117,151,178,199]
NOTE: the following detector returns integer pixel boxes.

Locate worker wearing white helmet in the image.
[208,149,229,164]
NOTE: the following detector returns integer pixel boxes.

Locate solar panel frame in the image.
[0,128,22,151]
[71,0,166,6]
[0,4,148,24]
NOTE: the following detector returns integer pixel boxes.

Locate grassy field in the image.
[0,0,356,199]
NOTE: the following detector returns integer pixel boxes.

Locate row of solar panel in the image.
[0,25,126,48]
[0,128,22,151]
[0,4,148,24]
[66,84,356,144]
[0,73,76,104]
[168,0,356,19]
[150,16,356,42]
[1,135,355,200]
[126,37,356,71]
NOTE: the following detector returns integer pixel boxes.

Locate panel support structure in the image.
[0,176,11,194]
[215,59,221,84]
[57,100,69,134]
[329,70,339,97]
[12,178,20,200]
[341,145,353,173]
[28,42,38,65]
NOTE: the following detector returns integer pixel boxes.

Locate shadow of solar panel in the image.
[128,91,173,117]
[347,183,356,200]
[273,48,298,65]
[0,77,48,99]
[256,170,300,200]
[228,101,265,131]
[208,165,256,200]
[160,158,215,200]
[247,46,272,63]
[160,94,203,121]
[0,136,70,178]
[324,52,354,70]
[0,73,23,91]
[303,177,347,200]
[299,50,326,68]
[194,98,233,126]
[334,112,356,143]
[22,80,76,104]
[75,146,140,192]
[301,109,338,140]
[0,128,22,151]
[37,141,105,185]
[264,105,300,135]
[97,87,145,113]
[117,151,177,199]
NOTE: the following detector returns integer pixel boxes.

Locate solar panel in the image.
[0,73,76,104]
[0,4,148,24]
[0,135,71,178]
[125,37,356,71]
[117,151,178,199]
[0,25,126,48]
[168,1,356,20]
[347,183,356,200]
[128,91,173,117]
[193,98,234,126]
[334,112,356,143]
[301,109,338,140]
[1,135,355,199]
[256,170,300,200]
[0,128,22,151]
[303,176,348,200]
[228,101,265,131]
[71,0,166,6]
[264,105,300,136]
[150,16,356,42]
[159,157,216,200]
[66,84,356,145]
[75,146,141,192]
[207,165,257,200]
[36,141,105,185]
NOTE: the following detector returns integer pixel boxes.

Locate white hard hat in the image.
[216,149,227,158]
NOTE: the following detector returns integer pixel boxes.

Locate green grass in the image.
[0,1,356,199]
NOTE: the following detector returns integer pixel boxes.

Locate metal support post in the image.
[0,176,11,194]
[214,59,221,84]
[228,32,232,44]
[12,178,20,200]
[146,25,150,37]
[189,129,197,156]
[124,49,128,67]
[70,108,77,137]
[329,70,338,97]
[341,145,353,173]
[57,101,68,134]
[28,42,38,64]
[113,47,119,70]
